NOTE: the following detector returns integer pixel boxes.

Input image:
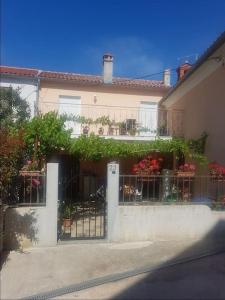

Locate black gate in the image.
[58,156,106,240]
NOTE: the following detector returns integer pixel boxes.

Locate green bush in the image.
[24,112,72,168]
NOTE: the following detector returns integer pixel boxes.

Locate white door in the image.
[139,102,158,136]
[58,96,81,135]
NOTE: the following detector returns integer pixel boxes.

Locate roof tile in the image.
[1,66,168,90]
[0,66,39,77]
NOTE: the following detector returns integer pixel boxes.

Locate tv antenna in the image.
[177,53,199,64]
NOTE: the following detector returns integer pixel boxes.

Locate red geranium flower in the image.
[132,155,163,175]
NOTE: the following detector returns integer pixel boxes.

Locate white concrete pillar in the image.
[44,163,58,246]
[107,162,119,241]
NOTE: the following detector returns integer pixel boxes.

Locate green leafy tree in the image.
[24,112,72,168]
[0,129,25,202]
[0,87,30,202]
[0,86,30,129]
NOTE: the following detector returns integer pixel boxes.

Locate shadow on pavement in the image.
[112,220,225,300]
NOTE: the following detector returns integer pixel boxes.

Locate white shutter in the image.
[58,96,81,135]
[139,102,158,136]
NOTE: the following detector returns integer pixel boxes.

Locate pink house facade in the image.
[160,31,225,164]
[1,54,183,140]
[38,54,172,140]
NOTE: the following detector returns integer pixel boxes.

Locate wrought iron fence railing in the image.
[119,175,225,210]
[1,173,46,206]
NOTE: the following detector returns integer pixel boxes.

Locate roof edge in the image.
[1,66,168,90]
[160,30,225,105]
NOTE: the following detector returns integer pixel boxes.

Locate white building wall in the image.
[0,77,37,118]
[111,205,225,243]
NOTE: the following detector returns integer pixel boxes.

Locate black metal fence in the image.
[119,175,225,210]
[1,173,46,206]
[58,174,106,240]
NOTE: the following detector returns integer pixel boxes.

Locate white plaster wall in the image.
[111,205,225,242]
[0,77,37,118]
[4,206,53,249]
[4,164,58,250]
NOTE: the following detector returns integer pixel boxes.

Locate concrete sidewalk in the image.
[1,239,225,299]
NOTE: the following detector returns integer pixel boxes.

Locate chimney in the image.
[103,53,113,84]
[163,69,171,87]
[177,62,192,81]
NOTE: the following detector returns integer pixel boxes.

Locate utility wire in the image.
[116,67,178,82]
[132,68,177,80]
[122,54,223,82]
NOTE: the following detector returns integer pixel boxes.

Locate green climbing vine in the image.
[187,132,208,154]
[23,112,208,165]
[69,134,207,164]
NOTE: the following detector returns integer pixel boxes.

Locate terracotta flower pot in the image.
[63,218,72,228]
[176,171,195,177]
[19,170,41,177]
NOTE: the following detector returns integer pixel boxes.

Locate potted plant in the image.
[208,162,225,181]
[165,184,179,203]
[82,125,89,135]
[119,122,127,135]
[132,155,164,176]
[177,163,196,177]
[128,128,137,136]
[62,204,72,228]
[212,195,225,211]
[19,160,43,176]
[98,127,104,135]
[158,124,168,136]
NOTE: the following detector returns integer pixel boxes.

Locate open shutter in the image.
[139,102,158,136]
[58,96,81,135]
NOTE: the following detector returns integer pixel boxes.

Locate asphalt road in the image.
[54,252,225,300]
[1,240,225,299]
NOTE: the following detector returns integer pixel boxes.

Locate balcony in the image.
[158,108,184,138]
[41,102,184,140]
[66,105,184,140]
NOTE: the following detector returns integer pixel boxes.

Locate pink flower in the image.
[32,179,40,186]
[189,164,196,171]
[179,163,196,172]
[208,162,225,178]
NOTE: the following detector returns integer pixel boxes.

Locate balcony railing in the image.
[41,102,184,139]
[158,109,184,138]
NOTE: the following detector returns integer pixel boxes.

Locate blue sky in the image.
[1,0,225,82]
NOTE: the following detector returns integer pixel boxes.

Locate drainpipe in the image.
[35,70,42,116]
